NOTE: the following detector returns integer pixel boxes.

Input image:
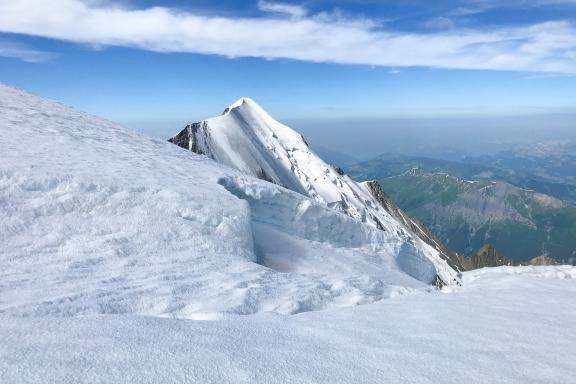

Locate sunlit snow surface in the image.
[1,84,575,383]
[1,266,575,383]
[0,83,442,317]
[172,97,460,284]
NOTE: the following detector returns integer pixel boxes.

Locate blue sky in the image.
[1,0,575,156]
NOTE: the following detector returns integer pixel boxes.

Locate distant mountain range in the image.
[463,141,576,203]
[347,153,493,182]
[346,158,576,263]
[312,146,361,168]
[346,145,576,204]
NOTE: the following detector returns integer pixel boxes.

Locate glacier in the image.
[170,97,462,285]
[0,83,455,318]
[1,84,575,383]
[1,265,575,384]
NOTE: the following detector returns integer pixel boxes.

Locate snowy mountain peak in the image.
[169,99,463,286]
[223,97,265,116]
[223,97,249,114]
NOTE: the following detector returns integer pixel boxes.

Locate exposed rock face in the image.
[363,180,464,273]
[168,122,209,155]
[332,166,346,176]
[528,256,560,266]
[374,169,576,262]
[464,244,515,269]
[168,98,462,287]
[463,245,561,269]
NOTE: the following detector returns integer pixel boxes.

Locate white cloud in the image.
[0,0,575,73]
[425,17,455,30]
[257,0,307,18]
[0,40,56,62]
[449,7,487,16]
[457,0,576,13]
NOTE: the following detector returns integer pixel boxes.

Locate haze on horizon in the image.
[1,0,575,160]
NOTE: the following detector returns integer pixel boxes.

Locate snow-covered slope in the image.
[0,84,460,319]
[2,85,575,384]
[1,266,575,384]
[169,98,407,228]
[170,97,461,283]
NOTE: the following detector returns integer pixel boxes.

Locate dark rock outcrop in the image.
[528,255,560,266]
[364,180,465,274]
[168,121,210,156]
[333,166,345,176]
[463,244,514,269]
[463,245,561,269]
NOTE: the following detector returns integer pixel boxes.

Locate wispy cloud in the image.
[424,17,455,30]
[454,0,576,14]
[449,7,487,16]
[257,0,307,18]
[0,40,56,62]
[0,0,575,73]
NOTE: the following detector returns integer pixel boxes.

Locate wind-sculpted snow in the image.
[1,266,575,384]
[0,83,443,318]
[463,265,576,284]
[170,97,461,285]
[219,175,440,284]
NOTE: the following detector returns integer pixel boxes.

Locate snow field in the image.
[1,83,438,318]
[1,266,575,384]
